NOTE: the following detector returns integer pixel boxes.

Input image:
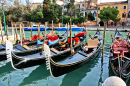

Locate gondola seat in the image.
[50,48,59,54]
[22,45,30,50]
[113,40,129,57]
[85,38,99,51]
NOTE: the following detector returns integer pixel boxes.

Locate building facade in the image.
[127,0,130,26]
[30,3,43,11]
[97,1,128,26]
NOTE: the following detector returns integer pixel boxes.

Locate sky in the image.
[32,0,127,3]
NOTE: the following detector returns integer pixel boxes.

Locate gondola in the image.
[0,31,55,51]
[46,29,102,77]
[109,29,130,81]
[0,30,68,61]
[10,31,85,69]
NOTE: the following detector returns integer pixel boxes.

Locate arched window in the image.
[93,11,97,17]
[128,11,130,18]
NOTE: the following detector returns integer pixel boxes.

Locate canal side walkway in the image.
[7,26,130,32]
[86,26,130,31]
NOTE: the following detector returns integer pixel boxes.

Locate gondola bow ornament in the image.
[6,40,13,60]
[44,43,51,70]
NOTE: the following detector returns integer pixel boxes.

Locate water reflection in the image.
[0,62,14,78]
[61,53,101,86]
[19,64,50,86]
[98,61,103,86]
[0,31,129,86]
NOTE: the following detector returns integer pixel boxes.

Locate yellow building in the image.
[97,1,128,26]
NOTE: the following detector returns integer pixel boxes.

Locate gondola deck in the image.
[47,29,103,77]
[58,42,102,64]
[109,29,130,81]
[0,30,68,61]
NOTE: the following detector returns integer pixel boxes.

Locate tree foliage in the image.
[43,0,51,22]
[88,12,95,21]
[98,6,120,22]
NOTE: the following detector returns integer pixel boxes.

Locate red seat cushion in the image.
[68,38,73,44]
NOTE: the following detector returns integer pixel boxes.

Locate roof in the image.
[87,6,97,10]
[98,1,128,6]
[74,1,80,5]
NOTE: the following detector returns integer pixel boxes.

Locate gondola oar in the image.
[0,24,4,44]
[102,22,106,60]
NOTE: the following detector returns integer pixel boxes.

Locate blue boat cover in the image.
[37,40,43,45]
[49,39,59,45]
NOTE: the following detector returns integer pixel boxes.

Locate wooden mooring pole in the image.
[22,25,25,40]
[1,24,4,44]
[31,23,32,37]
[102,22,106,60]
[52,20,53,32]
[70,19,73,54]
[6,25,8,40]
[15,24,18,41]
[44,22,47,44]
[20,24,22,46]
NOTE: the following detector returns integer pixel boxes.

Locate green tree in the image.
[76,8,83,18]
[78,16,85,23]
[43,0,51,22]
[43,1,62,23]
[88,12,95,21]
[64,0,75,16]
[98,6,120,26]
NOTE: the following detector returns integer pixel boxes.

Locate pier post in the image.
[6,25,8,40]
[102,22,106,60]
[20,24,22,46]
[31,23,32,37]
[0,24,4,44]
[70,19,73,54]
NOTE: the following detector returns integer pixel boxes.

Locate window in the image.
[98,14,100,18]
[93,11,97,17]
[128,11,130,18]
[115,6,118,9]
[122,12,126,18]
[112,6,114,8]
[85,12,87,16]
[98,7,100,10]
[123,6,126,10]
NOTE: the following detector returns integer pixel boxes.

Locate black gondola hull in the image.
[109,29,130,81]
[50,45,101,77]
[0,30,68,61]
[11,41,83,69]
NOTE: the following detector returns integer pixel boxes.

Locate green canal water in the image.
[0,30,129,86]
